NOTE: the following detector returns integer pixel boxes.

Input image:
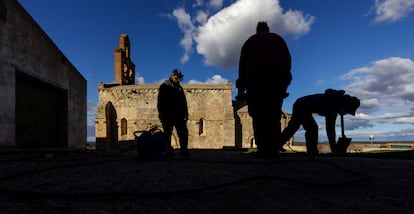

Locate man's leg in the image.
[279,116,301,148]
[247,90,279,158]
[247,95,263,150]
[302,116,319,155]
[175,120,189,156]
[161,120,174,153]
[251,110,279,158]
[264,101,282,154]
[251,115,264,150]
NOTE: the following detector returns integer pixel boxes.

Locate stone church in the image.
[95,34,291,150]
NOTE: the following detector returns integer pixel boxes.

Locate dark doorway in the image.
[15,71,68,148]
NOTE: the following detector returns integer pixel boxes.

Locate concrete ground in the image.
[0,148,413,213]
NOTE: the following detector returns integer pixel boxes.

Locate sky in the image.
[18,0,414,143]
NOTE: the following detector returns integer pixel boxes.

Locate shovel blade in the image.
[336,137,352,154]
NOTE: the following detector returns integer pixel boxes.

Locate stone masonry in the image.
[96,83,235,149]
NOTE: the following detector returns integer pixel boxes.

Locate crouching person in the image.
[279,89,360,155]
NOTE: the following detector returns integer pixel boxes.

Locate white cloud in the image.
[87,100,97,141]
[87,100,97,118]
[208,0,224,9]
[195,10,209,24]
[135,71,145,84]
[172,8,195,64]
[340,57,414,126]
[188,74,229,84]
[206,74,229,83]
[373,0,414,23]
[136,76,145,84]
[314,79,326,86]
[193,0,204,8]
[135,76,145,84]
[172,0,314,68]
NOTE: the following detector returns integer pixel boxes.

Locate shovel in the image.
[336,114,351,154]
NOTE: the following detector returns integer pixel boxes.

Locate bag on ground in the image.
[134,126,169,160]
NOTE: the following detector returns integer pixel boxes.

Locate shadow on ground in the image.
[0,149,413,213]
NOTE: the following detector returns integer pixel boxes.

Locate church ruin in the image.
[95,34,291,150]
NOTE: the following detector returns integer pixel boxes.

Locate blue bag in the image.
[134,126,169,160]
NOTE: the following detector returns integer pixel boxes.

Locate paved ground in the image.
[0,149,413,213]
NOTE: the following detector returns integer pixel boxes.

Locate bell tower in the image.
[114,34,135,85]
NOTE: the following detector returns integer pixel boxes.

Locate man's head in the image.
[343,95,360,116]
[256,21,270,33]
[170,68,184,84]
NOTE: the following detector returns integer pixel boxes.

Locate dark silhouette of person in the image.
[236,21,292,158]
[157,69,190,157]
[279,89,360,155]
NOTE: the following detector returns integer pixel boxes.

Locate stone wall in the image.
[95,83,235,149]
[0,0,86,148]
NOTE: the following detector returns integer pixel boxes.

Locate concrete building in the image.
[95,34,291,150]
[0,0,87,149]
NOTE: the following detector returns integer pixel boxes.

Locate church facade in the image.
[95,34,291,150]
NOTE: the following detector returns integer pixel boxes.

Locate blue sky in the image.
[18,0,414,142]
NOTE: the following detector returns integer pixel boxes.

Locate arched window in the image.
[121,118,127,135]
[198,118,205,135]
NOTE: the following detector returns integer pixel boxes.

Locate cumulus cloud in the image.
[346,115,375,129]
[188,74,229,84]
[172,0,314,68]
[135,72,145,84]
[87,100,97,142]
[195,10,209,24]
[208,0,224,9]
[172,8,195,64]
[87,100,97,118]
[340,57,414,125]
[373,0,414,23]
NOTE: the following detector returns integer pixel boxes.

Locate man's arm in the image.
[325,114,337,145]
[157,84,166,120]
[237,42,249,91]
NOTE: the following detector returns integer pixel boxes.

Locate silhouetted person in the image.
[279,89,360,155]
[157,69,190,157]
[237,21,292,158]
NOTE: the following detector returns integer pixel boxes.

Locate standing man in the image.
[157,69,190,157]
[237,21,292,158]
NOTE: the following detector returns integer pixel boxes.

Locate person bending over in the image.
[279,89,360,155]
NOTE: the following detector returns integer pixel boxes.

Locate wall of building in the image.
[0,0,86,148]
[95,83,235,149]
